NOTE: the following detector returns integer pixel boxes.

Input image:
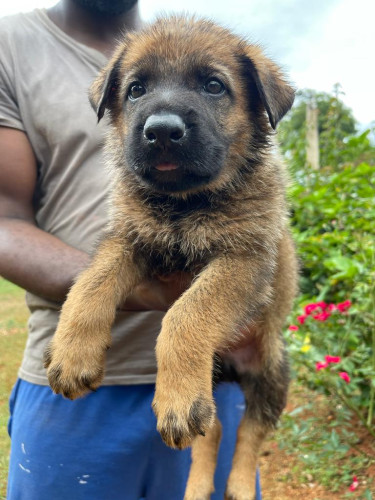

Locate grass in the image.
[275,384,375,498]
[0,278,28,499]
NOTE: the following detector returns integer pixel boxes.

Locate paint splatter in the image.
[19,463,31,473]
[236,404,246,411]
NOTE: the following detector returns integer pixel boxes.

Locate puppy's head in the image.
[90,17,294,196]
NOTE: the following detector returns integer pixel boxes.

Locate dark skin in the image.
[0,0,190,310]
[48,0,143,56]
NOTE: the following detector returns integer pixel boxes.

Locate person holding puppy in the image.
[0,0,261,499]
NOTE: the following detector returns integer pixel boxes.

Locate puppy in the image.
[45,16,298,500]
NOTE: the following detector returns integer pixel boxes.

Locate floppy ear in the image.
[89,45,127,122]
[242,45,295,129]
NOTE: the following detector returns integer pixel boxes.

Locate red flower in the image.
[316,361,328,371]
[305,303,319,315]
[313,311,331,321]
[325,355,341,364]
[328,303,337,312]
[289,325,299,331]
[339,372,351,383]
[297,314,307,324]
[316,301,328,310]
[349,475,359,491]
[337,300,352,312]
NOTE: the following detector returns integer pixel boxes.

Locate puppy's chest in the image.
[128,211,228,275]
[135,240,208,275]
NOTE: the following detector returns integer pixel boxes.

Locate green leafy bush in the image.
[287,299,375,433]
[276,90,375,492]
[280,92,375,429]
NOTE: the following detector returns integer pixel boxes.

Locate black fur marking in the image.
[213,353,240,385]
[48,366,62,385]
[243,351,289,427]
[213,348,290,428]
[160,411,184,448]
[43,344,53,368]
[188,397,214,436]
[238,54,295,130]
[93,50,126,122]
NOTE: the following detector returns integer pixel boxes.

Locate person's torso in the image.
[0,9,162,385]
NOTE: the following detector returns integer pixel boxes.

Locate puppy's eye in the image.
[128,82,146,100]
[203,78,225,95]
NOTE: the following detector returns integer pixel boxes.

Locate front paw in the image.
[44,330,109,400]
[152,383,215,449]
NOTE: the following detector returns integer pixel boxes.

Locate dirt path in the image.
[258,384,375,500]
[259,440,338,500]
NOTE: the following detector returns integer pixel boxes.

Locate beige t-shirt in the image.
[0,9,163,385]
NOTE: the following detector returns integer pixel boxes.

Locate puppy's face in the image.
[120,51,234,193]
[90,17,295,195]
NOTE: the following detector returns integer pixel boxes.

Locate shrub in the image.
[285,126,375,428]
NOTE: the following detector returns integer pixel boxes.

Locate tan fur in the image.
[45,16,298,499]
[185,417,222,500]
[226,421,267,500]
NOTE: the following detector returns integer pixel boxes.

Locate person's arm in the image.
[0,127,190,309]
[0,127,90,302]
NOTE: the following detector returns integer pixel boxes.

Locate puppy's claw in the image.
[153,395,215,449]
[44,335,107,400]
[47,364,104,399]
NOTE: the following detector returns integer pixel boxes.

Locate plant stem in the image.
[310,374,375,440]
[335,390,375,440]
[297,370,375,439]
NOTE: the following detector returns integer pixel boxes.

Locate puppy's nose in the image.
[143,114,186,147]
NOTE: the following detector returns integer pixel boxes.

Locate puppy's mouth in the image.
[133,158,212,193]
[154,163,179,172]
[125,119,229,193]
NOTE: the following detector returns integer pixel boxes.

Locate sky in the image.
[1,0,374,127]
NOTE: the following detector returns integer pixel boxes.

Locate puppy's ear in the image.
[242,45,295,129]
[89,44,126,122]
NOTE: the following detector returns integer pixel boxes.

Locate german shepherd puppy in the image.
[45,16,298,500]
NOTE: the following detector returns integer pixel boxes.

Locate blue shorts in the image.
[7,379,261,500]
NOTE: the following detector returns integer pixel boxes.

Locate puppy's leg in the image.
[152,254,274,449]
[225,342,289,500]
[225,419,265,500]
[184,416,222,500]
[44,235,142,399]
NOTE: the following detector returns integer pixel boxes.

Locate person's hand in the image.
[119,272,192,311]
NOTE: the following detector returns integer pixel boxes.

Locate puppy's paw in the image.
[184,480,213,500]
[152,389,215,449]
[184,493,211,500]
[225,479,256,500]
[225,493,255,500]
[44,332,109,399]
